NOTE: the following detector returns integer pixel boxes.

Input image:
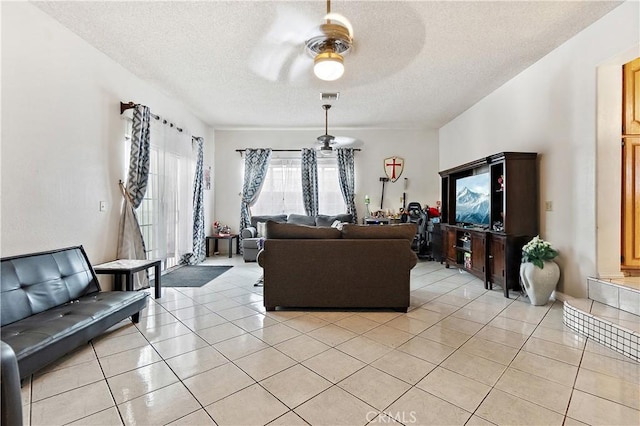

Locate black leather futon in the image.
[0,246,148,379]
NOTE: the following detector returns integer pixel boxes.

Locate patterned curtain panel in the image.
[301,148,319,216]
[117,104,151,290]
[181,137,206,265]
[336,148,357,224]
[125,106,151,208]
[239,148,272,249]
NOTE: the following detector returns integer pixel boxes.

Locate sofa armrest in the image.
[242,226,257,239]
[408,251,418,269]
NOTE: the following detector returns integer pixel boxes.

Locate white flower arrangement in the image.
[522,235,559,269]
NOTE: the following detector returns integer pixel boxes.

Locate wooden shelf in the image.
[439,152,538,297]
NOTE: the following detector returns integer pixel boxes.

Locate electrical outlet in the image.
[100,201,107,212]
[545,201,553,212]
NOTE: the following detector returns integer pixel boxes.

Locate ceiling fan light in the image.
[319,145,334,156]
[314,51,344,81]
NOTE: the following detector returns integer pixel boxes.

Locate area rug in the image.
[153,265,233,287]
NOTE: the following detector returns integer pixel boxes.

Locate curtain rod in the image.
[235,148,361,156]
[120,101,202,139]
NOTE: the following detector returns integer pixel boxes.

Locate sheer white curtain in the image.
[317,157,346,215]
[147,121,195,268]
[252,158,304,215]
[252,156,345,216]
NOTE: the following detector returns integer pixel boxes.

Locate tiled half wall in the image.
[563,299,639,362]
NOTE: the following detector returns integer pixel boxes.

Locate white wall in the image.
[213,129,439,243]
[439,1,639,297]
[1,3,214,286]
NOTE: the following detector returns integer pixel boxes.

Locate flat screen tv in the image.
[455,173,490,225]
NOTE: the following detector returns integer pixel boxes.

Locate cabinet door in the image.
[445,228,457,264]
[470,232,486,274]
[490,235,506,284]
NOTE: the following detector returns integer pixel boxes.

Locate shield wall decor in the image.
[384,156,404,182]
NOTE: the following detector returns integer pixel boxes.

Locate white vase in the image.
[519,260,560,306]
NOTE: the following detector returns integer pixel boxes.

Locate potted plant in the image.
[520,236,560,305]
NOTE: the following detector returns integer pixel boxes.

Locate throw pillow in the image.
[341,223,417,240]
[267,221,341,239]
[256,221,267,238]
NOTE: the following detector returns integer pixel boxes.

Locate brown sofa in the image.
[258,222,418,312]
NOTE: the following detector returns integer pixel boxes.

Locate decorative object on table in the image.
[364,194,371,218]
[384,156,404,182]
[212,221,231,235]
[520,235,560,305]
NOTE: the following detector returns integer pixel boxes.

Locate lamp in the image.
[314,51,344,81]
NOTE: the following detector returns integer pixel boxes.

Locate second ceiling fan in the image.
[315,104,362,155]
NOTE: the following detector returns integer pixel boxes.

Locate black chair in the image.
[407,202,429,256]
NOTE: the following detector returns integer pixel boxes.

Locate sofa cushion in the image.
[341,223,417,240]
[287,214,316,226]
[266,221,342,239]
[315,214,354,227]
[250,215,287,229]
[1,247,100,326]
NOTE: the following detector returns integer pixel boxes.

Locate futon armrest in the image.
[1,341,22,426]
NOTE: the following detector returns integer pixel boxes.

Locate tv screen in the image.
[455,173,490,225]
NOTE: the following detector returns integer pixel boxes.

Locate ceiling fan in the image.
[305,0,354,81]
[315,104,363,155]
[249,0,354,83]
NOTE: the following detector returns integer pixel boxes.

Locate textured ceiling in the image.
[33,1,622,130]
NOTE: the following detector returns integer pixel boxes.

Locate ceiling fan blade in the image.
[324,12,354,38]
[287,52,313,83]
[333,136,363,148]
[249,5,317,82]
[249,44,297,81]
[313,136,363,151]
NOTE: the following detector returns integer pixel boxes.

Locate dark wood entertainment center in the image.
[439,152,538,297]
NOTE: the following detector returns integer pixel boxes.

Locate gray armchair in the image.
[241,214,287,261]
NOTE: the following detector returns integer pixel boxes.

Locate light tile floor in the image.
[21,257,640,425]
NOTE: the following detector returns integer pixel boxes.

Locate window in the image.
[124,118,194,270]
[317,158,346,215]
[252,156,346,216]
